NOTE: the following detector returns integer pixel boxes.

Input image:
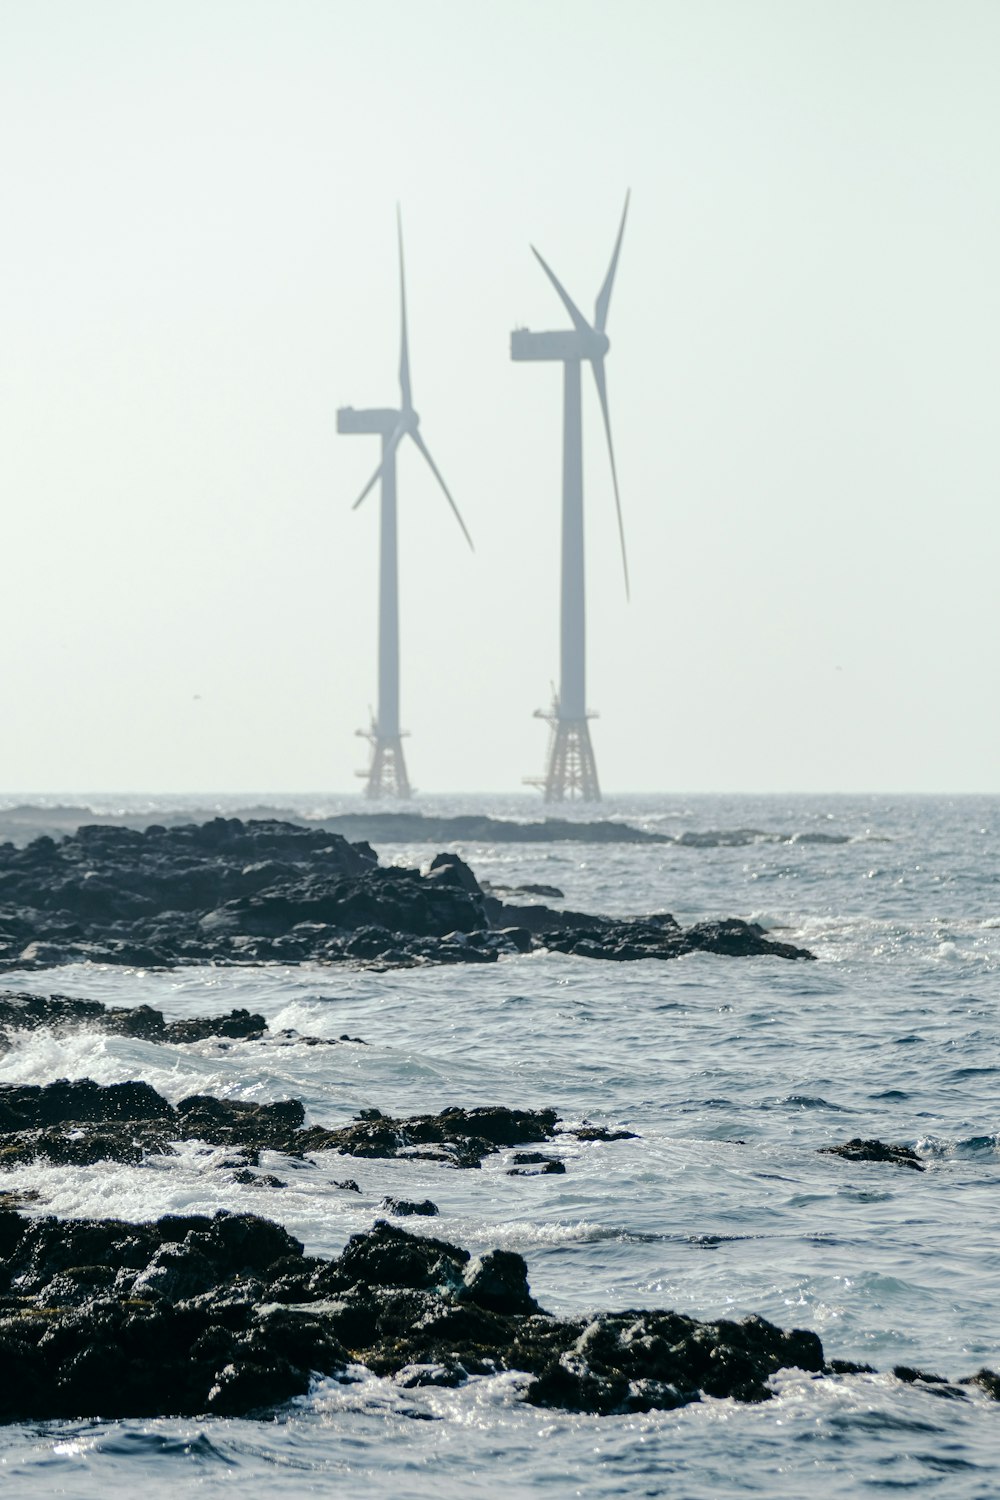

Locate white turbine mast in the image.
[511,193,630,802]
[338,209,473,799]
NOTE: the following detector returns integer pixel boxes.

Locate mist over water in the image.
[1,793,998,1496]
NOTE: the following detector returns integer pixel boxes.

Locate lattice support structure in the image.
[526,701,601,803]
[356,722,412,800]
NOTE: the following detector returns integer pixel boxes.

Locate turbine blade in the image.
[397,207,412,412]
[409,429,474,550]
[531,246,592,335]
[590,357,630,599]
[594,190,630,333]
[351,424,404,510]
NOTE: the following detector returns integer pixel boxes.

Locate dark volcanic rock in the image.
[962,1368,1000,1399]
[534,914,813,962]
[523,1309,824,1411]
[483,881,565,900]
[508,1152,566,1175]
[0,1206,978,1421]
[0,1207,344,1420]
[0,818,488,973]
[0,991,269,1049]
[381,1197,439,1217]
[0,1080,567,1172]
[562,1124,638,1143]
[0,1207,833,1421]
[682,919,813,961]
[893,1364,952,1386]
[819,1139,925,1171]
[299,1104,562,1169]
[0,816,813,972]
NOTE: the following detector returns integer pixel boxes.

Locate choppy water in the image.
[0,793,998,1497]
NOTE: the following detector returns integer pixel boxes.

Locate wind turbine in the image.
[511,194,630,801]
[338,210,473,799]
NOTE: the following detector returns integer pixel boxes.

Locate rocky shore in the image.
[0,979,991,1423]
[0,1075,595,1173]
[0,817,814,971]
[0,1205,993,1422]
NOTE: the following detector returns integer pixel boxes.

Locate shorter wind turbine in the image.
[338,211,473,799]
[511,194,630,801]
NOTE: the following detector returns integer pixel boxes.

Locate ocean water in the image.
[0,792,997,1497]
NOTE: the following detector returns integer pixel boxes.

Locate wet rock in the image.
[0,1079,565,1173]
[0,817,813,974]
[682,919,813,961]
[962,1368,1000,1399]
[561,1124,637,1143]
[523,1309,824,1411]
[426,852,484,897]
[0,1209,960,1422]
[892,1366,967,1398]
[233,1169,287,1189]
[0,819,486,974]
[381,1198,439,1217]
[482,881,565,900]
[0,1189,40,1211]
[395,1360,467,1388]
[531,914,813,962]
[319,1219,470,1297]
[493,926,533,954]
[819,1139,925,1171]
[508,1153,565,1175]
[175,1094,306,1154]
[459,1250,539,1316]
[301,1104,562,1169]
[893,1364,951,1385]
[0,991,350,1050]
[0,1078,173,1131]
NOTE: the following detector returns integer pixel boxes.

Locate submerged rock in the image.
[963,1368,1000,1399]
[819,1139,925,1171]
[563,1124,638,1143]
[508,1152,565,1176]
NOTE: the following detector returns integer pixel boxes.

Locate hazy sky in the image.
[2,0,998,794]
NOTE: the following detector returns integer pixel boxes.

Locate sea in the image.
[0,792,997,1498]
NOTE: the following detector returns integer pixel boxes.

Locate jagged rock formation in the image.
[0,819,814,971]
[0,1079,573,1172]
[0,1209,829,1420]
[0,1207,986,1422]
[0,991,361,1053]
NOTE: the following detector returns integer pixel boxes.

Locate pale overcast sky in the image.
[2,0,998,794]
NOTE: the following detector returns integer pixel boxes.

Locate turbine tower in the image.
[338,211,473,799]
[511,195,630,802]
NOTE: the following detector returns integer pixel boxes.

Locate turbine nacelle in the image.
[510,328,609,363]
[337,406,400,437]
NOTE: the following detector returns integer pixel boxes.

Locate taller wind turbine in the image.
[338,211,473,799]
[511,195,630,801]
